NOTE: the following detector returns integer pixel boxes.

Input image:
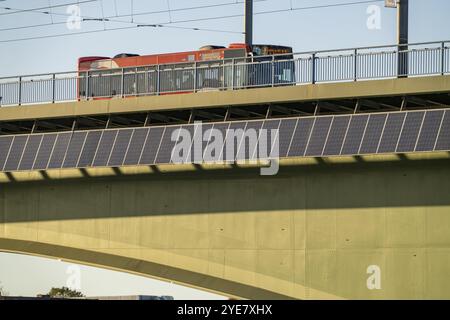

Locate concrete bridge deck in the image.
[1,153,450,299]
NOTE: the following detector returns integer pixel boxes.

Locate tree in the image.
[47,287,84,298]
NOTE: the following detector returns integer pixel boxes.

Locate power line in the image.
[0,0,98,16]
[0,0,265,32]
[0,0,384,43]
[0,25,242,44]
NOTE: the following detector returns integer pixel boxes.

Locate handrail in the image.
[0,40,449,107]
[0,40,448,80]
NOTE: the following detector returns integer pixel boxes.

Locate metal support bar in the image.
[121,68,125,98]
[193,62,197,93]
[52,74,56,103]
[156,65,161,96]
[311,54,316,84]
[271,56,275,87]
[18,76,22,106]
[354,49,358,81]
[85,71,90,101]
[442,42,446,76]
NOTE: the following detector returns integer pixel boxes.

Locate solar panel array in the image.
[0,109,449,173]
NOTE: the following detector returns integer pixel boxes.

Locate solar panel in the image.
[359,114,387,154]
[415,110,444,152]
[174,125,195,164]
[203,123,229,163]
[323,116,350,156]
[305,117,333,156]
[396,111,425,153]
[260,119,281,160]
[33,134,57,170]
[18,134,43,171]
[288,118,314,157]
[341,115,369,155]
[237,120,263,161]
[377,113,406,153]
[4,135,28,171]
[278,119,297,158]
[63,131,87,168]
[435,110,450,151]
[0,136,13,171]
[225,121,248,162]
[192,123,213,164]
[92,130,118,167]
[139,127,165,165]
[108,129,133,167]
[123,128,149,166]
[155,126,184,164]
[78,130,102,168]
[0,109,449,173]
[48,132,72,169]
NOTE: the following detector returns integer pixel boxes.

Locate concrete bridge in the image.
[0,72,450,299]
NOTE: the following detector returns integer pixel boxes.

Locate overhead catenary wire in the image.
[0,0,98,16]
[0,0,384,43]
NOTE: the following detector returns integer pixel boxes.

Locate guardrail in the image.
[0,40,449,107]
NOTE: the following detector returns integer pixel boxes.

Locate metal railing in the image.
[0,40,449,107]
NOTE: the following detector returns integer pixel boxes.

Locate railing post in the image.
[85,71,90,101]
[121,68,125,98]
[311,53,316,84]
[52,73,56,103]
[193,62,197,93]
[442,42,446,76]
[231,59,235,90]
[271,56,275,87]
[354,49,358,81]
[156,65,161,95]
[18,76,22,106]
[135,67,138,96]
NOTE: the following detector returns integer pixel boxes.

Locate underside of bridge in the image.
[1,153,450,299]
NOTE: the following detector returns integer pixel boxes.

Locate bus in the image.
[78,43,294,99]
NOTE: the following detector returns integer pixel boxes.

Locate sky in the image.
[0,0,449,299]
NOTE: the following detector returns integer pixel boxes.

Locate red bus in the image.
[78,43,294,99]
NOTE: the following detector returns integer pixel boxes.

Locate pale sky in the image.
[0,0,449,299]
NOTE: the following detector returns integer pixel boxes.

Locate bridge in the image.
[0,41,450,299]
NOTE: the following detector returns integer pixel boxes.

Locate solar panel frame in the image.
[18,134,43,171]
[225,121,248,162]
[415,110,445,152]
[0,136,13,171]
[139,127,165,165]
[92,130,118,167]
[123,128,149,166]
[396,111,425,153]
[259,119,281,160]
[359,114,387,154]
[305,116,333,157]
[108,129,134,167]
[47,132,72,169]
[322,115,351,156]
[33,134,57,170]
[377,113,406,154]
[288,118,314,157]
[276,118,297,158]
[77,130,102,168]
[192,123,213,164]
[435,110,450,151]
[4,135,28,172]
[62,131,87,168]
[341,114,369,155]
[203,122,229,163]
[237,120,263,161]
